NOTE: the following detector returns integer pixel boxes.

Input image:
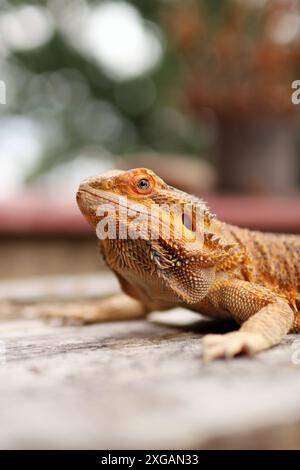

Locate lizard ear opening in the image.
[182,212,196,232]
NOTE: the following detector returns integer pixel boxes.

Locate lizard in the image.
[44,167,300,361]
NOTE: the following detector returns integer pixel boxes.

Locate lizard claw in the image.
[202,331,268,362]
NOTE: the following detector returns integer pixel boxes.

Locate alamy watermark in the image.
[0,80,6,105]
[0,341,6,365]
[291,339,300,365]
[95,197,205,249]
[291,80,300,105]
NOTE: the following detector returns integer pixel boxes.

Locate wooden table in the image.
[1,274,300,449]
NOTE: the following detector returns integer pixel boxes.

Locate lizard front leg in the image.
[24,293,150,325]
[202,280,294,361]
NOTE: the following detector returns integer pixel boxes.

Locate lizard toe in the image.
[202,331,268,361]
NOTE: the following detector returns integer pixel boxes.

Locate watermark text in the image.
[0,80,6,105]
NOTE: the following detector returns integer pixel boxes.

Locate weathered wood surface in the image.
[1,274,300,449]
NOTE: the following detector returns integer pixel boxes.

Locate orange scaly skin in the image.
[74,168,300,361]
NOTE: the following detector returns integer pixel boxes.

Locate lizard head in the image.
[77,168,238,304]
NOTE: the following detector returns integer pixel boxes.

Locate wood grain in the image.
[0,274,300,449]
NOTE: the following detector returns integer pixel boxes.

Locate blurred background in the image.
[1,0,300,278]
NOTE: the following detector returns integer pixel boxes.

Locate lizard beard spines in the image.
[203,232,240,269]
[204,232,238,253]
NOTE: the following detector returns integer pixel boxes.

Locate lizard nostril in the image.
[87,178,114,190]
[86,179,103,190]
[106,179,113,189]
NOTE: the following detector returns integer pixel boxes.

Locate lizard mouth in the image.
[78,185,154,216]
[77,186,149,214]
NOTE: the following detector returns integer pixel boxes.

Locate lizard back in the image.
[226,225,300,309]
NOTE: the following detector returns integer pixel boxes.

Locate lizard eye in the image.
[137,178,150,191]
[132,174,155,195]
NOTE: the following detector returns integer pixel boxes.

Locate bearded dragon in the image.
[48,168,300,361]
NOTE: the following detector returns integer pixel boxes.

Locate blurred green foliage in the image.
[1,0,300,187]
[1,0,214,180]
